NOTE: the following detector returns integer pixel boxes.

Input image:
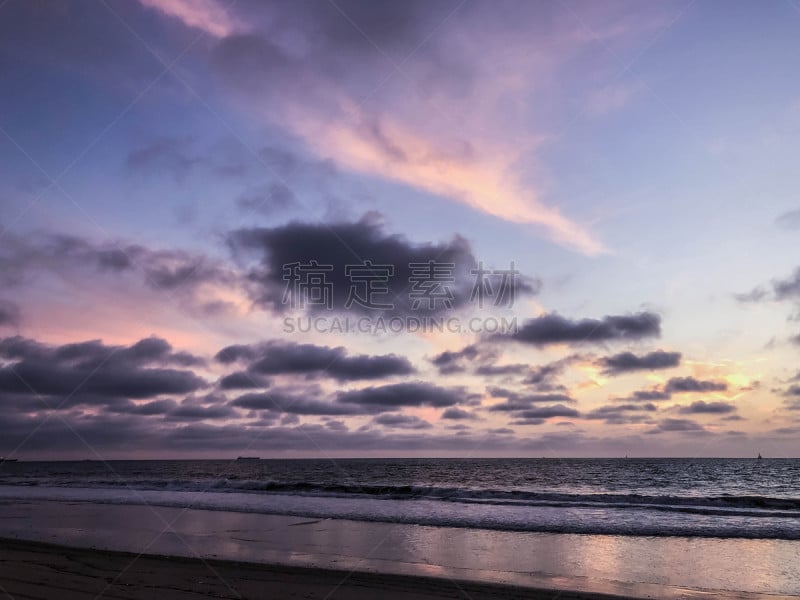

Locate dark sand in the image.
[0,538,638,600]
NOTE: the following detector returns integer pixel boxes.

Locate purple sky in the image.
[1,0,799,458]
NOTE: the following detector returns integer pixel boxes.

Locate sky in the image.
[1,0,799,459]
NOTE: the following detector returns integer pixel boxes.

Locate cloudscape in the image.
[2,0,800,460]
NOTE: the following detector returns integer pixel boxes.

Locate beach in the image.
[3,537,794,600]
[2,499,799,599]
[0,538,646,600]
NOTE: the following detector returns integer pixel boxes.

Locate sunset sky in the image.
[1,0,799,458]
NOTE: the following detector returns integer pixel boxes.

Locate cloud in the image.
[734,287,769,303]
[372,413,432,429]
[773,268,800,301]
[474,363,529,376]
[599,350,681,375]
[509,403,580,425]
[429,345,480,374]
[166,399,236,421]
[229,214,540,316]
[779,384,800,411]
[217,371,269,390]
[664,377,728,394]
[0,300,20,327]
[231,391,364,416]
[110,398,178,416]
[0,231,240,313]
[126,136,253,181]
[336,382,466,409]
[776,209,800,230]
[216,339,414,381]
[0,335,207,405]
[441,407,477,420]
[486,387,576,412]
[146,0,652,253]
[647,418,706,434]
[138,0,241,38]
[622,389,673,402]
[237,183,296,215]
[736,267,800,303]
[676,401,736,415]
[508,312,661,346]
[585,403,657,424]
[616,377,727,405]
[521,357,578,391]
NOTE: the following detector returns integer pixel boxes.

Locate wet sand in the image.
[1,500,798,599]
[0,538,641,600]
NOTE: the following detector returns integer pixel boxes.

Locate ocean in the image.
[1,457,798,540]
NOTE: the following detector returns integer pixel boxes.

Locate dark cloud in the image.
[585,403,657,424]
[488,427,515,435]
[372,414,433,429]
[474,363,529,376]
[599,350,681,375]
[0,231,238,298]
[486,387,575,411]
[514,405,580,419]
[623,389,673,402]
[664,377,728,394]
[508,312,661,346]
[429,345,479,374]
[773,426,800,435]
[773,269,800,301]
[337,382,465,409]
[231,391,363,416]
[780,383,800,411]
[0,335,206,404]
[677,401,736,415]
[0,300,20,327]
[736,267,800,304]
[228,214,538,316]
[521,359,573,391]
[218,372,269,390]
[216,340,414,381]
[441,407,477,420]
[647,418,706,434]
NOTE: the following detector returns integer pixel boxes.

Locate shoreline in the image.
[1,500,799,599]
[0,537,788,600]
[0,501,800,600]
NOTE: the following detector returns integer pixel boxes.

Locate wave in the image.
[2,484,800,540]
[2,478,800,517]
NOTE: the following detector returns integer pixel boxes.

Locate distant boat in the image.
[0,458,17,463]
[236,456,260,461]
[757,453,763,460]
